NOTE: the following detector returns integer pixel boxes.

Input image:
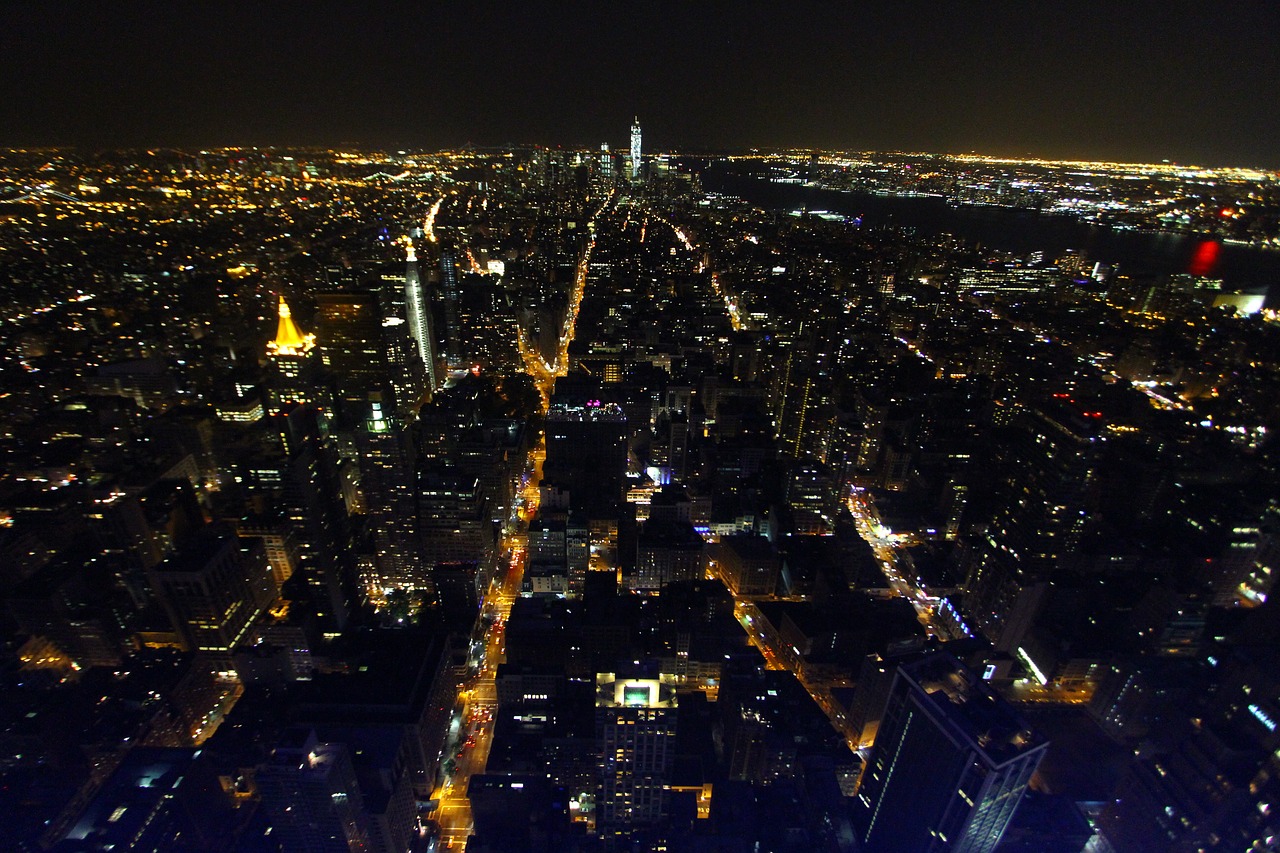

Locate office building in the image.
[57,747,232,852]
[147,526,276,662]
[418,472,495,584]
[355,396,420,591]
[403,239,439,390]
[543,400,628,514]
[256,728,370,852]
[440,247,462,368]
[634,518,705,592]
[712,534,780,597]
[857,652,1047,853]
[280,405,352,631]
[265,294,323,413]
[434,560,480,630]
[600,142,614,179]
[596,672,678,836]
[315,289,394,413]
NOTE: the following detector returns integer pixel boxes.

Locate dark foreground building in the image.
[856,652,1048,853]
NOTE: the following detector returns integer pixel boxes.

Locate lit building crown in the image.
[267,295,316,357]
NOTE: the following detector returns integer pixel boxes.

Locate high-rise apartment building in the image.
[773,338,836,463]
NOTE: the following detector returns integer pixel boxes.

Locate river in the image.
[697,165,1280,302]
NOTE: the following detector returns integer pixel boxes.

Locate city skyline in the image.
[3,3,1280,166]
[3,6,1280,847]
[2,135,1279,853]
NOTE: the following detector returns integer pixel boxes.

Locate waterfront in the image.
[700,164,1280,300]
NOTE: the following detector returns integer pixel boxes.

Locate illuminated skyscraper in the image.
[630,116,642,181]
[403,239,438,389]
[599,142,613,180]
[268,295,316,360]
[440,247,462,368]
[265,295,322,413]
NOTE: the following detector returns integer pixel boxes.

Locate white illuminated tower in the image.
[600,142,613,179]
[630,116,642,181]
[403,239,438,389]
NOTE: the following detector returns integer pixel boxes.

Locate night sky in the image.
[3,1,1279,166]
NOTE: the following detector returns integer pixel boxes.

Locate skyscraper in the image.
[315,289,394,413]
[256,728,370,852]
[543,399,628,513]
[403,239,439,390]
[147,526,276,662]
[963,400,1102,652]
[596,672,678,838]
[600,142,614,180]
[267,294,316,360]
[280,405,352,632]
[856,652,1047,853]
[355,396,420,591]
[440,247,462,368]
[630,116,642,182]
[265,295,323,413]
[418,472,495,587]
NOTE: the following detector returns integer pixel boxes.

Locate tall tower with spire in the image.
[265,295,321,412]
[403,239,439,390]
[630,116,642,182]
[267,295,316,359]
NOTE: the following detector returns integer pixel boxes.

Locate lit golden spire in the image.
[267,295,315,357]
[399,235,417,263]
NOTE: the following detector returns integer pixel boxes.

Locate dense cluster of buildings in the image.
[0,134,1277,852]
